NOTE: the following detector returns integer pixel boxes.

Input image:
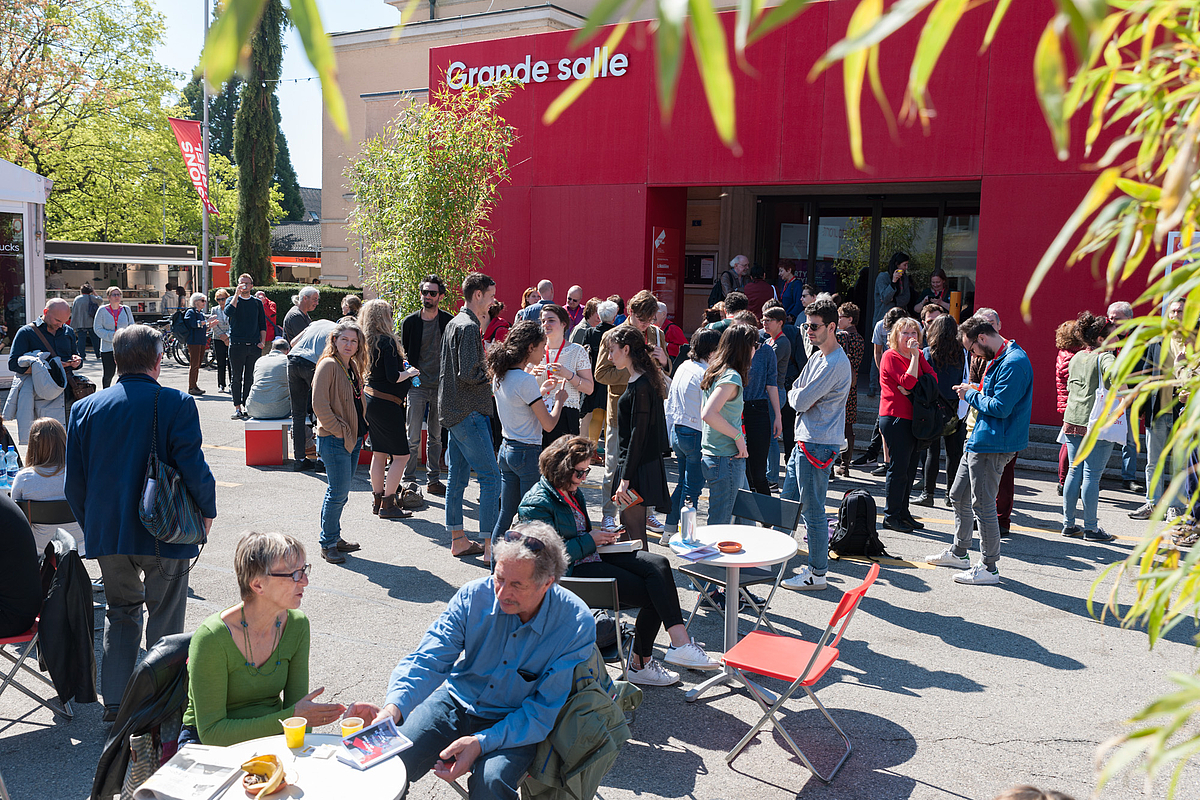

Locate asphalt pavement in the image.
[2,354,1198,800]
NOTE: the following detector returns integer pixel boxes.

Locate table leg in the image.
[686,565,741,703]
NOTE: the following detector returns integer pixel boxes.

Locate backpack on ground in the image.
[829,489,889,558]
[910,373,948,444]
[170,309,188,340]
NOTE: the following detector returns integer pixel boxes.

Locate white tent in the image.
[0,159,52,388]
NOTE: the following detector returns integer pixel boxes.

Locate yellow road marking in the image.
[203,444,244,452]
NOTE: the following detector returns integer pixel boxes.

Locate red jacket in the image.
[663,320,687,358]
[1055,349,1076,415]
[879,348,935,420]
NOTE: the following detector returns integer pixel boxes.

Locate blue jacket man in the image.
[926,316,1032,586]
[65,323,216,719]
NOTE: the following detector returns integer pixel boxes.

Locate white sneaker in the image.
[926,548,971,569]
[601,515,623,532]
[663,639,721,670]
[626,658,680,686]
[781,566,827,591]
[953,562,1000,585]
[646,513,666,533]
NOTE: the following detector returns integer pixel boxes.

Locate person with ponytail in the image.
[606,326,671,548]
[699,324,758,526]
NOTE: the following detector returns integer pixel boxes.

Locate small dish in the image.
[716,541,742,553]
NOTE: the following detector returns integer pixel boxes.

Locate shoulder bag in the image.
[32,324,95,402]
[139,388,206,578]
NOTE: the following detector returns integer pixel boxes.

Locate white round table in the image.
[210,732,408,800]
[671,524,797,702]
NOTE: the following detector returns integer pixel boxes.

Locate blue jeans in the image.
[493,440,542,541]
[666,425,703,530]
[446,412,501,535]
[316,434,363,550]
[1063,433,1116,531]
[398,685,536,800]
[782,442,836,576]
[702,454,747,526]
[1146,414,1174,504]
[1122,421,1138,482]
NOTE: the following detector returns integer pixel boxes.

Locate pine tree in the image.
[231,0,284,285]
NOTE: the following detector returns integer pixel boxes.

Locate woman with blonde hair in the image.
[312,321,369,564]
[93,286,134,388]
[211,288,232,392]
[358,299,420,520]
[10,417,83,553]
[877,316,935,532]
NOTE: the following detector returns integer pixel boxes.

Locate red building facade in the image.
[429,0,1123,425]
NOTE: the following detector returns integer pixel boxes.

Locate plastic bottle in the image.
[1,446,13,491]
[404,360,420,387]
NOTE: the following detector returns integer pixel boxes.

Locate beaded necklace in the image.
[240,605,284,676]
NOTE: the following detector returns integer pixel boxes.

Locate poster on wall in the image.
[779,223,808,262]
[652,227,679,316]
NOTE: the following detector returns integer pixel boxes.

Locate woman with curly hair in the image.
[606,326,671,547]
[518,436,719,687]
[358,299,421,520]
[1060,311,1120,541]
[700,324,758,526]
[1054,318,1085,495]
[312,321,369,564]
[486,320,568,545]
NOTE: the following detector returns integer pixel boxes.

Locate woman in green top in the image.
[700,324,759,526]
[180,532,345,746]
[1060,312,1119,542]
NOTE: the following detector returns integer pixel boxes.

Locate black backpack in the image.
[707,276,726,307]
[830,489,889,558]
[170,309,188,340]
[910,373,948,444]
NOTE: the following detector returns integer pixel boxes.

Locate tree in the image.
[231,0,285,286]
[345,81,517,319]
[834,217,938,298]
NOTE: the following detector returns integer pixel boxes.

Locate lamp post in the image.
[201,0,211,297]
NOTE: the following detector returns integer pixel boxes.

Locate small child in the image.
[10,417,84,555]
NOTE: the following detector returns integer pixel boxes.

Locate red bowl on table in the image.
[716,541,742,553]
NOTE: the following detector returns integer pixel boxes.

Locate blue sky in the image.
[149,0,401,189]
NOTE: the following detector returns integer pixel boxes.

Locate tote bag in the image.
[1088,384,1128,444]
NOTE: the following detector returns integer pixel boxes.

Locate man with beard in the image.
[402,275,454,497]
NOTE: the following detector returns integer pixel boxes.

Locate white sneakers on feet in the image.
[663,639,721,670]
[781,566,827,591]
[926,548,970,569]
[646,513,666,533]
[626,658,679,686]
[601,515,623,532]
[953,562,1000,585]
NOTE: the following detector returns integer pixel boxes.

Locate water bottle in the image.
[404,360,420,387]
[3,446,16,489]
[0,446,10,492]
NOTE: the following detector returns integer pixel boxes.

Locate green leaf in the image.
[840,0,882,170]
[688,0,738,149]
[907,0,969,117]
[747,0,812,47]
[812,0,934,78]
[545,21,629,124]
[654,0,688,120]
[1034,17,1070,160]
[571,0,629,48]
[980,0,1012,53]
[200,0,268,87]
[286,0,348,138]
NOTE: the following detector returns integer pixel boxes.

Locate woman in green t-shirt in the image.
[180,532,345,746]
[700,324,758,526]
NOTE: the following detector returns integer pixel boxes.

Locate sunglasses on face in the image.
[800,322,827,331]
[567,298,580,305]
[572,467,590,479]
[268,564,311,582]
[421,289,440,297]
[503,530,545,553]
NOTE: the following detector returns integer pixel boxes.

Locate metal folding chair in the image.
[0,619,73,720]
[20,503,106,625]
[558,577,633,680]
[722,563,880,782]
[680,490,801,634]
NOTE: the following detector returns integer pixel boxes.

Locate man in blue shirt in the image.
[347,523,594,800]
[926,315,1033,586]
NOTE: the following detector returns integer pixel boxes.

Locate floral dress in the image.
[836,327,864,424]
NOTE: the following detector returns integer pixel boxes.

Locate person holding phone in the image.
[878,316,935,532]
[606,326,671,548]
[873,251,912,325]
[700,324,759,526]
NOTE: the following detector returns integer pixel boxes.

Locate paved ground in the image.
[2,354,1199,800]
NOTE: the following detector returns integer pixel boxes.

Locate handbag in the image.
[139,388,206,578]
[31,324,94,401]
[1088,384,1128,444]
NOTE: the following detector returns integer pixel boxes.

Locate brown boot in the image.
[379,494,412,520]
[372,492,384,515]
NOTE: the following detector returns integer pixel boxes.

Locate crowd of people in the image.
[0,257,1174,800]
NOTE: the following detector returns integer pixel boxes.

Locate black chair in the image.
[558,577,633,680]
[680,490,802,634]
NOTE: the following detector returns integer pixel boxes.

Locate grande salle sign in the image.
[445,47,628,89]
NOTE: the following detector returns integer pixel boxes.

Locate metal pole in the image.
[201,0,211,296]
[162,174,167,244]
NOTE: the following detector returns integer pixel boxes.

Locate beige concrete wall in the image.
[322,6,583,285]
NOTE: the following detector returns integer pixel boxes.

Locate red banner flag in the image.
[167,117,219,216]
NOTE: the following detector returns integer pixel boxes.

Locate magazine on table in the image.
[338,717,414,770]
[669,540,719,561]
[131,746,242,800]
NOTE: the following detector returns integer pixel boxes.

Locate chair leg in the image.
[0,641,70,719]
[614,611,630,680]
[682,577,722,631]
[739,589,782,635]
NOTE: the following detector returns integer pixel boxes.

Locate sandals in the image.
[451,536,485,558]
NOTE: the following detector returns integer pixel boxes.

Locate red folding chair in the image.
[0,619,73,720]
[721,563,879,782]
